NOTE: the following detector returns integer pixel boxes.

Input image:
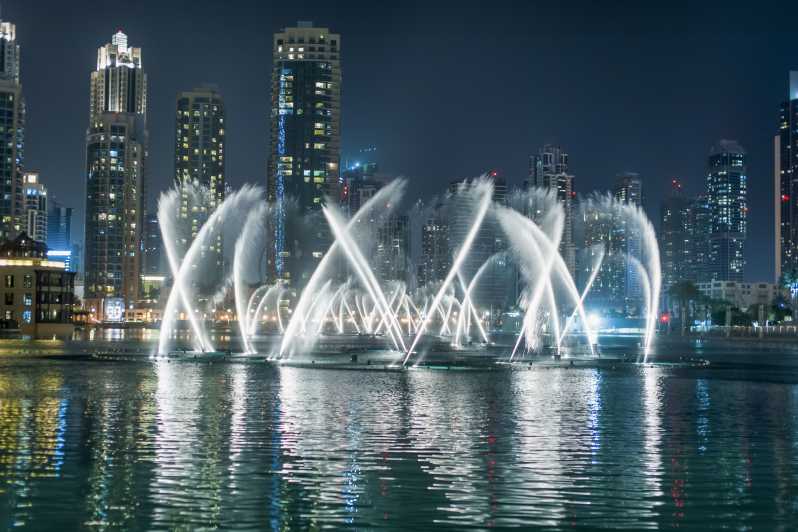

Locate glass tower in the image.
[174,86,225,293]
[84,31,147,311]
[267,22,341,288]
[707,140,747,282]
[776,72,798,283]
[0,18,24,241]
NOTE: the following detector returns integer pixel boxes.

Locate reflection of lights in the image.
[588,313,602,328]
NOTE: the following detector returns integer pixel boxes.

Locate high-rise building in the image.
[527,145,575,275]
[614,172,644,312]
[0,18,24,241]
[419,207,451,288]
[448,175,510,310]
[660,179,690,292]
[686,194,711,283]
[376,214,409,283]
[47,200,72,251]
[22,171,46,243]
[47,199,75,272]
[174,86,225,291]
[267,22,341,287]
[776,72,798,282]
[706,140,747,282]
[84,31,147,311]
[143,214,164,276]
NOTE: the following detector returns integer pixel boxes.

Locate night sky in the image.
[7,0,797,281]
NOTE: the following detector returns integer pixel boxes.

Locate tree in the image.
[668,280,701,336]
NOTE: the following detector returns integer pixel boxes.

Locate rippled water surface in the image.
[1,357,798,529]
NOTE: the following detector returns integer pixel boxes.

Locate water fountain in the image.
[155,175,661,366]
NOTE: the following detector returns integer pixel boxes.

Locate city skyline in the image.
[3,1,798,281]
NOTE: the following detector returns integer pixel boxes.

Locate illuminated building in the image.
[660,179,689,292]
[22,171,46,243]
[706,140,747,282]
[174,86,225,292]
[266,22,341,287]
[47,200,74,272]
[143,214,163,275]
[686,194,711,283]
[614,172,643,311]
[84,31,147,315]
[448,175,510,310]
[376,214,409,282]
[0,17,24,241]
[419,205,450,287]
[527,144,575,275]
[776,72,798,282]
[0,233,75,338]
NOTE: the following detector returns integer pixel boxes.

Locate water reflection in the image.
[1,360,798,529]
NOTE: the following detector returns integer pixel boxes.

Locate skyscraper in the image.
[776,72,798,282]
[686,194,711,283]
[527,145,575,275]
[84,31,147,312]
[614,172,644,312]
[267,22,341,287]
[47,200,72,251]
[706,140,747,282]
[0,17,24,241]
[174,86,225,291]
[47,199,74,271]
[22,171,46,243]
[143,214,163,275]
[448,175,509,309]
[660,178,690,292]
[376,214,409,283]
[419,206,451,288]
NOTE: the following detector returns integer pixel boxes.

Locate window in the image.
[22,310,31,324]
[23,274,31,288]
[23,293,31,306]
[4,310,12,320]
[4,274,12,288]
[4,293,12,305]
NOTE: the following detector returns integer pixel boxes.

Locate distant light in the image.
[588,313,602,328]
[47,250,71,257]
[783,194,790,202]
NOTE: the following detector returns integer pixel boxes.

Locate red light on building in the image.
[783,194,790,202]
[660,313,670,323]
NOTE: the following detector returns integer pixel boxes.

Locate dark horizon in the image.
[7,0,797,281]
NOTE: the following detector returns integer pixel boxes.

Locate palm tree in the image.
[668,280,700,336]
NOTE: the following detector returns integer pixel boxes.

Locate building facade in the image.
[706,140,747,282]
[419,207,451,288]
[376,214,409,283]
[22,171,46,243]
[696,280,784,312]
[527,145,575,275]
[267,22,341,288]
[84,31,147,313]
[0,233,75,338]
[173,86,225,292]
[0,18,24,241]
[776,72,798,283]
[660,179,690,292]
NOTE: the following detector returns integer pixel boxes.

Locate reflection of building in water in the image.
[0,372,68,527]
[0,233,75,338]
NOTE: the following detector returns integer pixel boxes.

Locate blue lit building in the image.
[266,22,341,288]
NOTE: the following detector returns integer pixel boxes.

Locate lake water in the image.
[1,354,798,529]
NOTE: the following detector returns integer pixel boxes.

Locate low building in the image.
[696,280,785,311]
[0,233,75,338]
